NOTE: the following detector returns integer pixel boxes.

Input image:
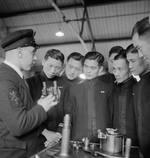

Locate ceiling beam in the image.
[0,0,141,18]
[0,4,82,18]
[81,0,96,51]
[38,36,131,47]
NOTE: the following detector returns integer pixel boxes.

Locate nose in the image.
[85,67,92,73]
[70,67,75,74]
[33,55,37,61]
[51,67,56,74]
[113,69,119,76]
[32,55,37,64]
[128,62,133,69]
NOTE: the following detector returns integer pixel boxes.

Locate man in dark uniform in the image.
[62,52,83,85]
[98,46,123,84]
[27,49,65,103]
[26,49,65,145]
[108,45,124,74]
[0,29,57,158]
[111,49,139,157]
[132,16,150,61]
[26,51,83,144]
[126,44,150,158]
[63,51,113,141]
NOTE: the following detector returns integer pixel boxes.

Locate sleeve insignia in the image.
[8,89,21,107]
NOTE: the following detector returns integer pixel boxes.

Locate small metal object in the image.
[72,141,80,151]
[125,138,132,158]
[41,82,47,97]
[82,137,89,151]
[98,128,124,154]
[90,143,95,151]
[35,154,40,158]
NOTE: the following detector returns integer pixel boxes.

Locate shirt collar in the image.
[4,60,24,79]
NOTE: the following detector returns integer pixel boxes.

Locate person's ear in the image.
[98,65,105,76]
[42,59,45,66]
[17,48,23,58]
[99,65,104,73]
[59,66,65,76]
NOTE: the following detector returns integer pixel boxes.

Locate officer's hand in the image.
[42,129,61,147]
[38,94,58,112]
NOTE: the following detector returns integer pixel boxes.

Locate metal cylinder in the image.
[60,114,70,157]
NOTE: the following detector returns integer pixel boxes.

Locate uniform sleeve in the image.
[26,75,43,102]
[0,81,47,136]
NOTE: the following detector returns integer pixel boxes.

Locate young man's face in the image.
[83,59,100,80]
[42,57,63,78]
[65,58,82,80]
[112,58,129,83]
[108,53,118,73]
[132,33,150,60]
[126,52,145,76]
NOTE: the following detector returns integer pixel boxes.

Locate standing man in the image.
[26,49,65,144]
[27,49,64,103]
[126,44,150,158]
[132,16,150,62]
[0,29,57,158]
[63,51,113,141]
[61,52,83,85]
[111,50,139,157]
[108,46,124,73]
[99,46,123,83]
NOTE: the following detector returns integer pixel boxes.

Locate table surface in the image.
[31,143,139,158]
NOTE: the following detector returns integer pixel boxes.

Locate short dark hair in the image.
[131,16,150,37]
[44,49,64,64]
[67,52,83,62]
[109,46,124,57]
[126,44,138,55]
[114,49,126,60]
[83,51,104,66]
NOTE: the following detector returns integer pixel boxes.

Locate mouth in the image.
[115,78,120,81]
[69,74,74,78]
[85,73,91,77]
[130,69,134,73]
[114,75,120,79]
[47,73,55,77]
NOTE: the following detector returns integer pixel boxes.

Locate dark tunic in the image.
[133,71,150,158]
[26,72,79,103]
[63,76,113,141]
[0,63,47,158]
[99,73,115,83]
[26,71,64,103]
[26,73,79,131]
[111,77,138,146]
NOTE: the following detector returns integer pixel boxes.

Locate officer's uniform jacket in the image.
[133,71,150,157]
[0,63,47,158]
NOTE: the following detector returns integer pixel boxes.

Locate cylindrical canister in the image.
[60,114,70,157]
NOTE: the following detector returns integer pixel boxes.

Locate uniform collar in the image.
[4,60,24,79]
[139,68,150,78]
[115,76,134,86]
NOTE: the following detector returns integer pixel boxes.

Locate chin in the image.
[86,77,93,80]
[132,72,138,76]
[47,75,54,78]
[25,67,31,71]
[68,76,75,80]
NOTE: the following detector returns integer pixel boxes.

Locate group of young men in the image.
[0,16,150,158]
